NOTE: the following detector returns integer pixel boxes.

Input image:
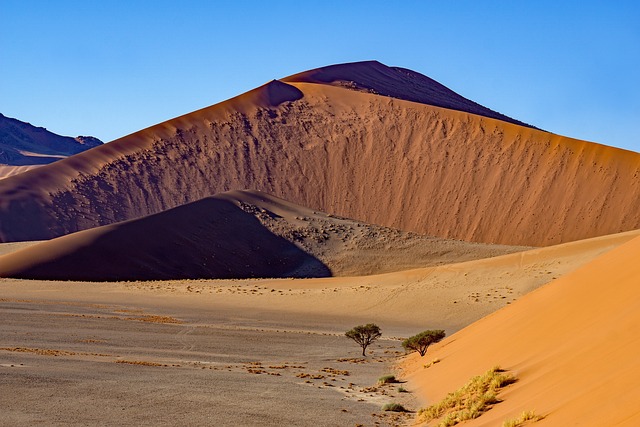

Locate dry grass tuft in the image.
[419,366,515,426]
[382,402,407,412]
[423,358,441,368]
[378,374,398,384]
[503,410,544,427]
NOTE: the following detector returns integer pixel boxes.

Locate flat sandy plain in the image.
[1,229,636,426]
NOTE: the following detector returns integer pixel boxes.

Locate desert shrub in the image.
[345,323,381,356]
[503,410,543,427]
[382,403,407,412]
[378,374,398,384]
[398,386,408,393]
[402,330,446,356]
[419,366,515,426]
[424,358,441,368]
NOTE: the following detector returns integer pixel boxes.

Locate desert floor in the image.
[1,281,418,427]
[1,229,636,426]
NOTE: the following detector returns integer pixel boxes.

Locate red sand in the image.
[401,233,640,426]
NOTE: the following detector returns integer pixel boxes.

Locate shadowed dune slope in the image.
[0,192,332,281]
[0,190,528,281]
[401,233,640,426]
[283,60,534,128]
[0,62,639,245]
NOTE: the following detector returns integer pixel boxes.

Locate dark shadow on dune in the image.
[0,198,331,281]
[284,60,537,129]
[265,80,304,106]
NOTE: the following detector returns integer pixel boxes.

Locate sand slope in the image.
[400,232,640,426]
[0,191,332,281]
[1,62,639,245]
[0,190,528,281]
[283,60,534,128]
[0,113,101,178]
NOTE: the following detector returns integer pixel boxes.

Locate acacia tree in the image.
[402,330,446,357]
[345,323,382,356]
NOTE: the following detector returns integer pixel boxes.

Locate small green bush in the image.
[378,374,398,384]
[382,403,407,412]
[345,323,381,356]
[403,330,446,356]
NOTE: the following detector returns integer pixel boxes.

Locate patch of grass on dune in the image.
[503,410,544,427]
[418,366,515,426]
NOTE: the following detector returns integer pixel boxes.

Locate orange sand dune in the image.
[0,62,639,245]
[0,190,526,281]
[401,233,640,426]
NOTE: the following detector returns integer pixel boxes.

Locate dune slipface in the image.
[0,193,331,281]
[401,233,640,426]
[0,190,531,280]
[0,61,639,245]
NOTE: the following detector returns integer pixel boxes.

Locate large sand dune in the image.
[0,190,527,281]
[0,62,638,245]
[400,232,640,426]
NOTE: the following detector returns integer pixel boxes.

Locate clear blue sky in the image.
[1,1,638,151]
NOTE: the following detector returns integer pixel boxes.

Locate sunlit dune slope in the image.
[0,62,639,245]
[401,233,640,426]
[0,190,527,281]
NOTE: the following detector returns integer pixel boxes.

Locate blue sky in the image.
[1,1,638,151]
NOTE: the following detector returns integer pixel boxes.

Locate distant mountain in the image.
[0,113,102,169]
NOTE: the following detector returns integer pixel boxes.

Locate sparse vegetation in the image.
[424,357,441,368]
[378,374,398,384]
[419,366,515,426]
[398,386,408,393]
[503,410,544,427]
[345,323,381,356]
[402,329,446,356]
[382,403,407,412]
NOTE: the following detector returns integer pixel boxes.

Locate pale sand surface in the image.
[399,232,640,426]
[0,297,415,427]
[1,229,636,426]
